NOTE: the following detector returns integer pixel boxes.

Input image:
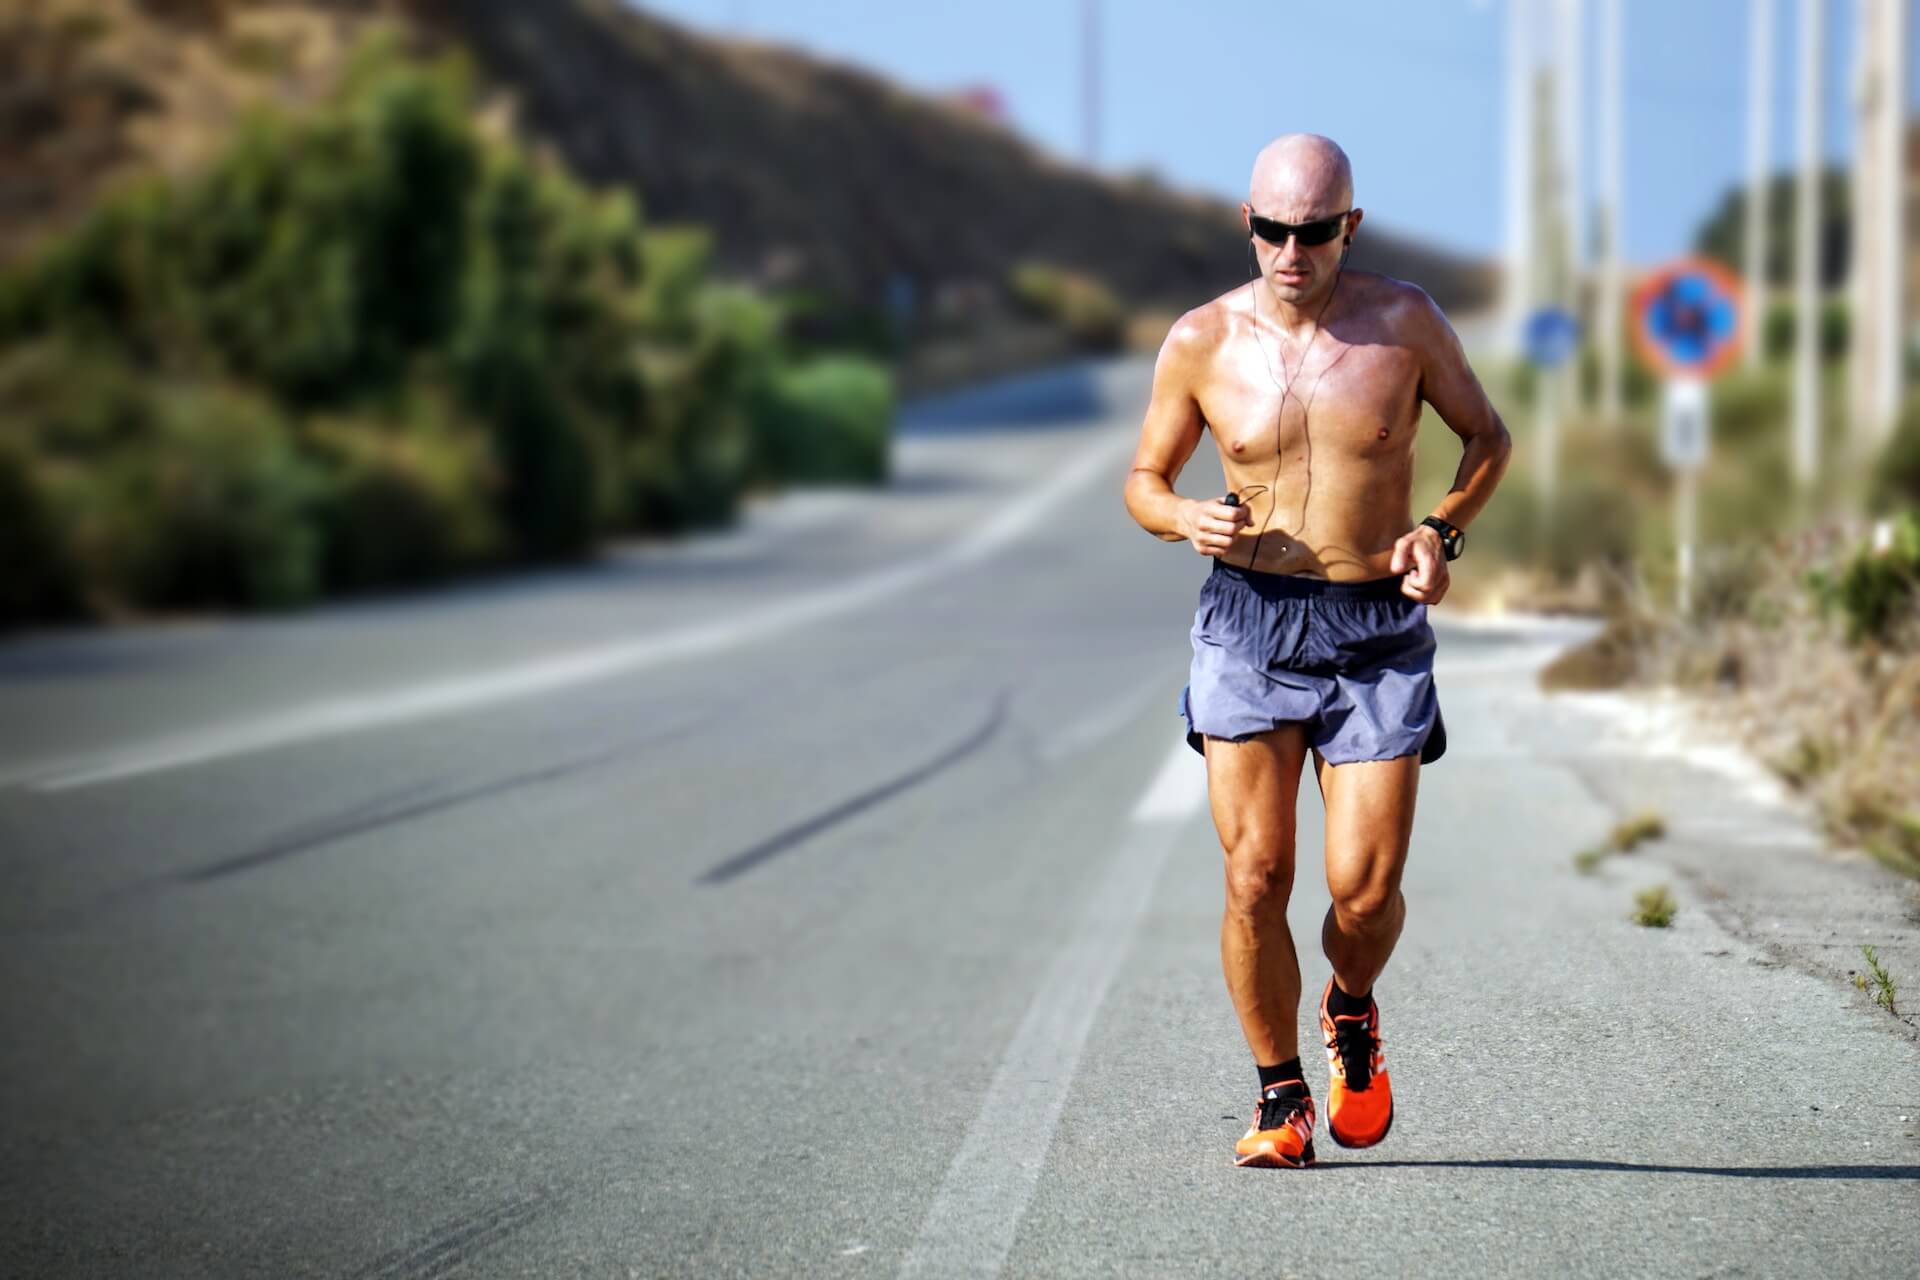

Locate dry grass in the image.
[1631,884,1678,928]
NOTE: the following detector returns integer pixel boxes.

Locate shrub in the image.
[61,386,327,612]
[1008,261,1125,351]
[1805,511,1920,644]
[752,355,894,486]
[1872,393,1920,514]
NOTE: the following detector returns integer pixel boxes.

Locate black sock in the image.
[1256,1057,1307,1093]
[1326,979,1373,1018]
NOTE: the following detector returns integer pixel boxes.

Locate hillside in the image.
[2,0,1497,317]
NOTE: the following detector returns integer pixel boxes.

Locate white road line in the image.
[899,740,1206,1280]
[1131,735,1210,822]
[16,430,1136,793]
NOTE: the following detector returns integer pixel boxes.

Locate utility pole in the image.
[1503,0,1537,360]
[1744,0,1774,368]
[1556,0,1586,413]
[1850,0,1909,454]
[1081,0,1101,168]
[1597,0,1624,422]
[1791,0,1823,487]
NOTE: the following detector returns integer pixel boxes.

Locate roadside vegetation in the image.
[0,36,892,625]
[1630,884,1678,928]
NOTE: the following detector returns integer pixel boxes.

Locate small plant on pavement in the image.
[1631,885,1677,928]
[1575,810,1668,874]
[1858,944,1899,1015]
[1610,812,1667,852]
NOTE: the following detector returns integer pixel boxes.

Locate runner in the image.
[1121,134,1512,1168]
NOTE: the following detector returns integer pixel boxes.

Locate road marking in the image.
[14,431,1135,793]
[1131,736,1209,823]
[900,739,1205,1280]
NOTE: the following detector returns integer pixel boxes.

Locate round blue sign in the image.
[1523,307,1581,369]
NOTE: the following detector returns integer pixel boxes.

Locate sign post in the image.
[1632,259,1747,615]
[1523,306,1581,520]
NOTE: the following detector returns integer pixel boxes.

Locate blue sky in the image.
[634,1,1916,266]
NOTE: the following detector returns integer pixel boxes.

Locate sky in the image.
[633,0,1917,267]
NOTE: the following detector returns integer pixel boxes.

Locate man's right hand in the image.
[1179,497,1251,558]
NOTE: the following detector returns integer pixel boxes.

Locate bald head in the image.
[1248,134,1353,220]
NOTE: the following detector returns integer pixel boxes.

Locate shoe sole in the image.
[1327,1100,1393,1150]
[1233,1138,1317,1169]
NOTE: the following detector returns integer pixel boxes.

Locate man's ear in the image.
[1345,207,1365,240]
[1240,201,1253,235]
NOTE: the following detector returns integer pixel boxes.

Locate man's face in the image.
[1241,199,1353,306]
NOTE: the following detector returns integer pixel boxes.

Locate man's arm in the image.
[1122,315,1206,541]
[1409,288,1513,533]
[1122,313,1247,554]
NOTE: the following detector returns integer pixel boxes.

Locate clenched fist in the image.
[1180,496,1251,558]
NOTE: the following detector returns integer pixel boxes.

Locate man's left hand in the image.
[1390,524,1450,605]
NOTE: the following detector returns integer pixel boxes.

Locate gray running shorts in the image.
[1179,559,1447,765]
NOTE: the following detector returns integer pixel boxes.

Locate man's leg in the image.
[1311,751,1419,991]
[1308,749,1419,1148]
[1205,724,1312,1066]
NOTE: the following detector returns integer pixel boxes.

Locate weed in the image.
[1631,885,1678,928]
[1573,848,1608,875]
[1610,812,1667,852]
[1859,944,1898,1014]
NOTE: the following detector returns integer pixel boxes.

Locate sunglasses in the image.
[1248,209,1351,248]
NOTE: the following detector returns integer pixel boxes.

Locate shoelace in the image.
[1256,1088,1312,1133]
[1332,1018,1376,1092]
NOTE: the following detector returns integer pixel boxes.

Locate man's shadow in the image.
[1309,1158,1920,1180]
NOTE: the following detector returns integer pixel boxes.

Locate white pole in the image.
[1873,0,1907,441]
[1852,0,1885,455]
[1081,0,1101,167]
[1744,0,1774,368]
[1677,469,1697,615]
[1598,0,1624,422]
[1557,0,1586,410]
[1504,0,1536,359]
[1791,0,1824,486]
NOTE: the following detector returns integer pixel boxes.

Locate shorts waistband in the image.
[1209,558,1411,602]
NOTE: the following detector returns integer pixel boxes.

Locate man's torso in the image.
[1188,272,1427,581]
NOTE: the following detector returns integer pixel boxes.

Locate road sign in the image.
[1523,306,1581,369]
[1632,257,1746,379]
[1660,377,1710,469]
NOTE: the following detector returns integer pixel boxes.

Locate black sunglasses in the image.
[1248,209,1351,248]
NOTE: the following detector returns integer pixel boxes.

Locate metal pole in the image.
[1676,468,1697,616]
[1557,0,1586,409]
[1081,0,1101,168]
[1598,0,1624,422]
[1744,0,1774,368]
[1791,0,1823,486]
[1872,0,1907,442]
[1504,0,1537,360]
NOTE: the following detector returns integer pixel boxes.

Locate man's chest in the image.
[1196,340,1422,462]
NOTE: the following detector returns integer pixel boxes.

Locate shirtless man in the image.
[1121,134,1512,1168]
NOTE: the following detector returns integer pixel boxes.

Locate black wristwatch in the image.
[1420,515,1464,561]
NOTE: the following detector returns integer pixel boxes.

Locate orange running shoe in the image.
[1319,979,1393,1148]
[1233,1083,1317,1168]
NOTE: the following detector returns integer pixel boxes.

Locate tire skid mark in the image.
[347,1191,550,1280]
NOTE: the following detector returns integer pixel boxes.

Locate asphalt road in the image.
[1,358,1915,1279]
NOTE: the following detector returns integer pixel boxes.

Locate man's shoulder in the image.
[1152,289,1244,373]
[1344,271,1442,325]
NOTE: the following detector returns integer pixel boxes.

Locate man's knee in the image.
[1222,836,1296,916]
[1328,873,1402,926]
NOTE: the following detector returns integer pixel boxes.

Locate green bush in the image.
[1008,261,1125,351]
[0,31,882,623]
[1872,394,1920,514]
[751,355,894,486]
[60,386,326,612]
[1760,296,1849,362]
[305,391,506,590]
[1806,511,1920,644]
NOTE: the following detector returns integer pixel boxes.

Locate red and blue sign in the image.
[1631,257,1746,380]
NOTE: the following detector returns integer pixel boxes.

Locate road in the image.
[1,357,1915,1278]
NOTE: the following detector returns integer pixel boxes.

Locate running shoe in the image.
[1233,1083,1317,1168]
[1319,978,1393,1148]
